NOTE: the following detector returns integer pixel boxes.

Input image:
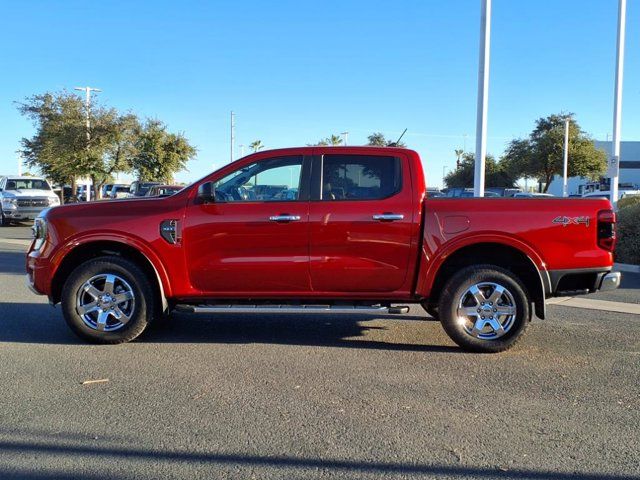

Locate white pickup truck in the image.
[0,176,60,226]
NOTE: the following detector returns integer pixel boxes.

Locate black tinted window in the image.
[321,155,400,201]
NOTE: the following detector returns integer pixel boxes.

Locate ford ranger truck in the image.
[26,147,621,352]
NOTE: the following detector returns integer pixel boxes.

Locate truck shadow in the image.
[143,311,457,353]
[0,302,457,352]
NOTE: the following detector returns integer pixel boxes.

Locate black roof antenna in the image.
[387,128,407,147]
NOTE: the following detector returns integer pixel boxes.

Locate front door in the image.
[183,155,311,295]
[309,153,414,293]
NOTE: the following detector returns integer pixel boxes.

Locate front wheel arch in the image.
[51,241,169,315]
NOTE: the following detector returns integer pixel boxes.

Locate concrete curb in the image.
[615,263,640,273]
[547,297,640,315]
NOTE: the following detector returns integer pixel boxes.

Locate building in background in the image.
[547,140,640,196]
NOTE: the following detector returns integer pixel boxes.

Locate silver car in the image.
[0,176,60,225]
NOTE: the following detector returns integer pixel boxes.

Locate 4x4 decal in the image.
[553,216,590,227]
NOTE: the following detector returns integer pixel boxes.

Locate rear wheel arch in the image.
[424,242,547,319]
[51,240,169,314]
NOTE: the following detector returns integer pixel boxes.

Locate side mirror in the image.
[197,182,215,204]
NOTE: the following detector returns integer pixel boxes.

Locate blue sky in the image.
[0,0,638,187]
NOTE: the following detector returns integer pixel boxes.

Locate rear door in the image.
[308,152,414,293]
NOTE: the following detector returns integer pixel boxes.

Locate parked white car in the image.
[513,192,555,198]
[0,176,60,225]
[582,189,640,201]
[106,184,131,199]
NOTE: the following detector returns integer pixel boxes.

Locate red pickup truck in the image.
[26,147,620,352]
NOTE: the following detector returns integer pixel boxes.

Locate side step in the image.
[174,304,410,315]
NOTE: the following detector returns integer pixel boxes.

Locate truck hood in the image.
[3,189,57,198]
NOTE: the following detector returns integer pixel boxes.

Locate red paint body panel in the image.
[183,200,311,293]
[25,146,615,305]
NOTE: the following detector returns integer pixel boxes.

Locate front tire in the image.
[0,208,9,226]
[438,265,530,353]
[61,256,157,344]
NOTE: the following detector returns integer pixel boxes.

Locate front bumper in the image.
[26,248,52,297]
[3,206,48,221]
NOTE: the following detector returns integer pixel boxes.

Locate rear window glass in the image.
[321,155,401,201]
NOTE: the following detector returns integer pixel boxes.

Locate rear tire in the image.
[61,256,157,344]
[438,265,530,353]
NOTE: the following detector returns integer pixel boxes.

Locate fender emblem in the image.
[553,216,590,227]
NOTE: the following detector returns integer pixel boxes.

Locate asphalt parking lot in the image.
[0,225,638,479]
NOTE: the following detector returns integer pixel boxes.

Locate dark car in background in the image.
[145,185,183,197]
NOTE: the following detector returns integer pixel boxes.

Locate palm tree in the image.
[454,149,464,169]
[328,134,343,146]
[249,140,264,152]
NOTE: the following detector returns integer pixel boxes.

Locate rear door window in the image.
[321,155,401,201]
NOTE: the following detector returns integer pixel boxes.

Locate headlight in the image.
[48,196,60,206]
[32,217,48,250]
[2,197,17,207]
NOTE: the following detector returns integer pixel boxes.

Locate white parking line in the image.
[0,238,31,247]
[547,297,640,315]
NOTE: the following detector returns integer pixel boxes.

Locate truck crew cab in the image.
[26,147,620,352]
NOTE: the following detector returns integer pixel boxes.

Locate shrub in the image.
[618,195,640,210]
[616,203,640,265]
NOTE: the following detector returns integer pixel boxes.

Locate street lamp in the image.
[74,86,101,201]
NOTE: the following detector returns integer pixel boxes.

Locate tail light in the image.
[597,209,616,251]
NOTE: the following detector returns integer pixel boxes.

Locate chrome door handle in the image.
[372,213,404,221]
[269,214,301,222]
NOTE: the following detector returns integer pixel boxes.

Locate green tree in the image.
[309,134,342,146]
[367,132,406,147]
[17,91,139,199]
[502,113,607,192]
[444,152,517,189]
[18,91,196,199]
[17,91,93,196]
[131,119,196,183]
[249,140,264,152]
[367,132,387,146]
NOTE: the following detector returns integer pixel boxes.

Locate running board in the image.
[174,304,410,315]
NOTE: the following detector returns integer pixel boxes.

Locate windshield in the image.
[5,179,51,190]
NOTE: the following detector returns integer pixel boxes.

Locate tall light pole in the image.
[610,0,626,205]
[74,86,101,201]
[562,118,570,197]
[230,111,235,163]
[341,131,349,146]
[474,0,491,197]
[74,86,101,144]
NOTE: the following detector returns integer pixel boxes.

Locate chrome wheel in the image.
[456,282,517,340]
[75,274,135,332]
